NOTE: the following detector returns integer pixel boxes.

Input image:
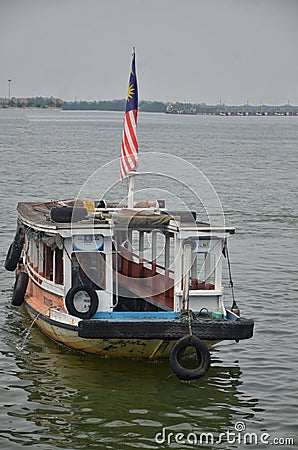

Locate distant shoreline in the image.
[1,96,298,116]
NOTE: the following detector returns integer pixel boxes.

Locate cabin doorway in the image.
[71,252,106,291]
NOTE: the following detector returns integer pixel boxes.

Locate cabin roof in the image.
[17,202,235,236]
[17,202,110,234]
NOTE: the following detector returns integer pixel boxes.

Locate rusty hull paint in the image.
[25,304,170,358]
[24,303,218,359]
[23,271,219,359]
[26,274,65,315]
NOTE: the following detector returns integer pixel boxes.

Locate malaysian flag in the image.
[120,50,138,180]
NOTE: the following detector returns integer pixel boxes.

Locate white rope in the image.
[17,310,47,351]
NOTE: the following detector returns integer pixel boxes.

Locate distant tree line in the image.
[62,99,167,112]
[62,99,205,113]
[0,96,63,108]
[61,100,298,115]
[1,96,298,115]
[0,96,180,112]
[62,99,126,111]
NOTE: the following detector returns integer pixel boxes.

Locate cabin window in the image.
[43,244,54,281]
[28,238,38,269]
[33,241,39,270]
[130,229,138,253]
[28,239,32,265]
[190,252,215,289]
[55,249,64,285]
[181,238,222,291]
[37,241,43,275]
[71,252,106,290]
[155,232,166,269]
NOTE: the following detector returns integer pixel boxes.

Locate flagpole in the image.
[127,172,134,209]
[127,46,136,209]
[120,48,138,207]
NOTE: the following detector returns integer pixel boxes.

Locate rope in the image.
[180,310,222,323]
[224,238,236,305]
[187,297,193,336]
[111,238,119,308]
[17,310,45,352]
[63,241,72,262]
[183,242,193,336]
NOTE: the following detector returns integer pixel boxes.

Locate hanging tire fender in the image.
[65,285,99,319]
[4,240,23,272]
[12,272,29,306]
[169,334,211,381]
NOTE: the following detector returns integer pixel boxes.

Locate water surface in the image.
[0,110,297,449]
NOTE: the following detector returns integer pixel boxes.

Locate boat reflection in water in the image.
[2,306,260,449]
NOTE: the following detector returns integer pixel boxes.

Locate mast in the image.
[127,172,135,209]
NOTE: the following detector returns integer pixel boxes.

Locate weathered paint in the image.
[23,272,222,358]
[26,274,65,315]
[24,302,218,358]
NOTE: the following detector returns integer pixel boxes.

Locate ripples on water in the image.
[0,110,297,449]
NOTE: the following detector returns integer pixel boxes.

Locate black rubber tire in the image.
[78,317,254,340]
[65,285,99,319]
[12,272,29,306]
[4,241,23,272]
[169,334,211,381]
[50,207,87,223]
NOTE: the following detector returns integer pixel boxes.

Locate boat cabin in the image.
[17,201,235,319]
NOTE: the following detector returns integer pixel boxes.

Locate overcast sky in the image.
[1,0,298,105]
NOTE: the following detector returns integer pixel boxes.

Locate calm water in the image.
[0,110,297,449]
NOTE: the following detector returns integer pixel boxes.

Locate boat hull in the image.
[24,302,220,358]
[24,301,253,359]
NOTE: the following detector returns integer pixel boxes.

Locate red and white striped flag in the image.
[120,50,138,180]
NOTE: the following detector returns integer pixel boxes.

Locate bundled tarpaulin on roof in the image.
[112,211,173,230]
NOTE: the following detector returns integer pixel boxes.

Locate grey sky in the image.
[1,0,298,105]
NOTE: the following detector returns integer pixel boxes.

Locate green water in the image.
[1,110,297,449]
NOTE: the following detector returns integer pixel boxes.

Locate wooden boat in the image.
[5,200,254,380]
[4,51,253,380]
